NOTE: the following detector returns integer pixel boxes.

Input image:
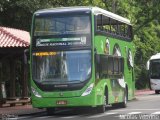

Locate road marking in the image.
[38,116,54,119]
[18,116,36,119]
[152,111,160,115]
[128,112,142,114]
[60,115,79,119]
[88,112,117,118]
[18,116,28,119]
[113,109,160,111]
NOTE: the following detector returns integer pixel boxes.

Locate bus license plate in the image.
[56,100,67,105]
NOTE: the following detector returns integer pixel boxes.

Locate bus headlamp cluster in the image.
[81,83,94,96]
[31,87,42,98]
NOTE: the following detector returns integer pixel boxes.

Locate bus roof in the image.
[146,53,160,70]
[92,7,131,25]
[35,6,131,25]
[150,53,160,60]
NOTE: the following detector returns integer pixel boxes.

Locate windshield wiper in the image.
[41,80,83,84]
[41,80,60,84]
[66,80,83,83]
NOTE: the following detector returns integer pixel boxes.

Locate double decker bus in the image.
[30,7,135,114]
[147,53,160,94]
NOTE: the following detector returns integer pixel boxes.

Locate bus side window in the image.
[107,56,114,75]
[96,54,124,79]
[128,25,133,39]
[101,56,108,77]
[110,18,117,34]
[102,15,110,32]
[114,57,119,74]
[96,14,103,31]
[95,15,133,41]
[119,57,124,74]
[118,22,125,36]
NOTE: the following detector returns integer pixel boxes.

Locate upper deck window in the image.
[96,14,132,41]
[34,15,90,36]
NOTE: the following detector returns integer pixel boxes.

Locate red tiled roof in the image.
[0,27,30,48]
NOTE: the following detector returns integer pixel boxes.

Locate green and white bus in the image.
[30,7,135,114]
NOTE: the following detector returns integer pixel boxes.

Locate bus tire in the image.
[119,87,128,108]
[97,105,105,113]
[46,107,55,115]
[155,90,160,94]
[97,88,108,113]
[97,96,106,113]
[120,92,127,108]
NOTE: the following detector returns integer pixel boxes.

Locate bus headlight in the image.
[81,83,94,96]
[31,87,42,98]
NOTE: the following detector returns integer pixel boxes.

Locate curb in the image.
[0,105,45,117]
[135,89,155,96]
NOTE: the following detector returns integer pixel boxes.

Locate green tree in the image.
[133,0,160,89]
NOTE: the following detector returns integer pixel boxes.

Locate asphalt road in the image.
[18,94,160,120]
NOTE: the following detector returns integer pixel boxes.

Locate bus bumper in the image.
[31,94,97,108]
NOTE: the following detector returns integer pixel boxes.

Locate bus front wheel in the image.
[97,89,108,113]
[97,95,106,113]
[119,91,127,108]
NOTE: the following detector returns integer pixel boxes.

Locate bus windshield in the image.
[150,60,160,79]
[34,15,90,36]
[32,50,91,84]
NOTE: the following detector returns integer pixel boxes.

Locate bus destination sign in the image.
[36,37,88,47]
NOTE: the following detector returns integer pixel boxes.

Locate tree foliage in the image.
[1,0,160,89]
